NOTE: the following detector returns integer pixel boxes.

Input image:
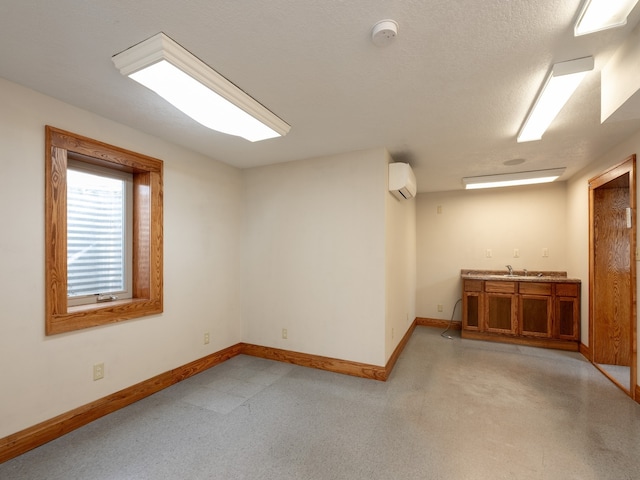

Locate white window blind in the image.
[66,162,132,302]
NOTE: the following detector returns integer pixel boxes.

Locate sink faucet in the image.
[506,265,513,276]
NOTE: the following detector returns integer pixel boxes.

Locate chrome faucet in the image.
[506,264,513,276]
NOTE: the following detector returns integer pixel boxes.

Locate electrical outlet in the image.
[204,332,210,345]
[437,304,443,312]
[486,249,492,258]
[282,328,288,339]
[513,248,520,258]
[542,248,549,257]
[437,205,442,214]
[93,363,104,381]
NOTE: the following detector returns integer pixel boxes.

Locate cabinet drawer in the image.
[555,283,579,297]
[464,279,484,292]
[519,282,552,295]
[485,281,516,293]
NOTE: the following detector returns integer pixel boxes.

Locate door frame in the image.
[588,155,637,399]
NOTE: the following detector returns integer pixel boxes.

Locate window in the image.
[66,160,133,306]
[45,126,163,335]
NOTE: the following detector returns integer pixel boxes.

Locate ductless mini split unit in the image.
[389,162,417,200]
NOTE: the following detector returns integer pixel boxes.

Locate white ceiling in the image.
[2,0,640,192]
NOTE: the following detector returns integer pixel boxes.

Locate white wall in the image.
[242,149,388,366]
[385,160,417,360]
[416,183,569,321]
[0,78,243,437]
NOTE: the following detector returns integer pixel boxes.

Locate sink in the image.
[482,274,521,278]
[498,274,555,280]
[480,274,541,280]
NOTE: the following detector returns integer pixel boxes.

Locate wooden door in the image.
[592,184,631,365]
[589,155,637,397]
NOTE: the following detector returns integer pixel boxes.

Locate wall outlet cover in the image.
[93,363,104,381]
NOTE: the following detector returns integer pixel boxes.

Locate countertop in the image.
[461,269,581,283]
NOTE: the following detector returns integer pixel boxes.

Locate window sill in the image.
[47,298,162,335]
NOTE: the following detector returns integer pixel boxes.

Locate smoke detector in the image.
[371,19,398,47]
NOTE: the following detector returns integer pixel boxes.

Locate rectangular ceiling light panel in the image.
[517,56,594,143]
[462,168,566,190]
[112,33,290,142]
[575,0,639,36]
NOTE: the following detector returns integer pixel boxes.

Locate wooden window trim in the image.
[45,126,163,335]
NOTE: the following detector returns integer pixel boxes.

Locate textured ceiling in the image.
[2,0,640,192]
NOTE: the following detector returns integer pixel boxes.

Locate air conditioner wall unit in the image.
[389,162,417,200]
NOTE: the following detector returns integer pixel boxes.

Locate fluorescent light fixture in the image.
[112,33,290,142]
[517,57,594,143]
[575,0,639,36]
[462,168,566,190]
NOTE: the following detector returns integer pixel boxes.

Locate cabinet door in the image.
[463,292,483,331]
[555,296,579,340]
[520,294,552,337]
[485,293,517,334]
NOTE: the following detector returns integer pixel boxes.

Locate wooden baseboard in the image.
[636,385,640,404]
[0,323,621,465]
[0,343,243,464]
[579,342,591,361]
[416,317,462,330]
[1,337,404,464]
[385,319,417,378]
[242,321,419,382]
[461,330,579,351]
[240,343,387,381]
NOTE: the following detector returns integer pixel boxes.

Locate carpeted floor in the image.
[1,327,639,479]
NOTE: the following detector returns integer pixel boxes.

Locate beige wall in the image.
[242,149,389,366]
[241,150,416,366]
[416,132,640,379]
[0,77,417,440]
[416,183,569,321]
[385,160,417,360]
[0,78,244,437]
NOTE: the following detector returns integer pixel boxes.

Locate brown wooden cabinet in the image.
[554,283,580,341]
[461,276,580,351]
[519,282,552,338]
[485,281,517,334]
[462,280,483,331]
